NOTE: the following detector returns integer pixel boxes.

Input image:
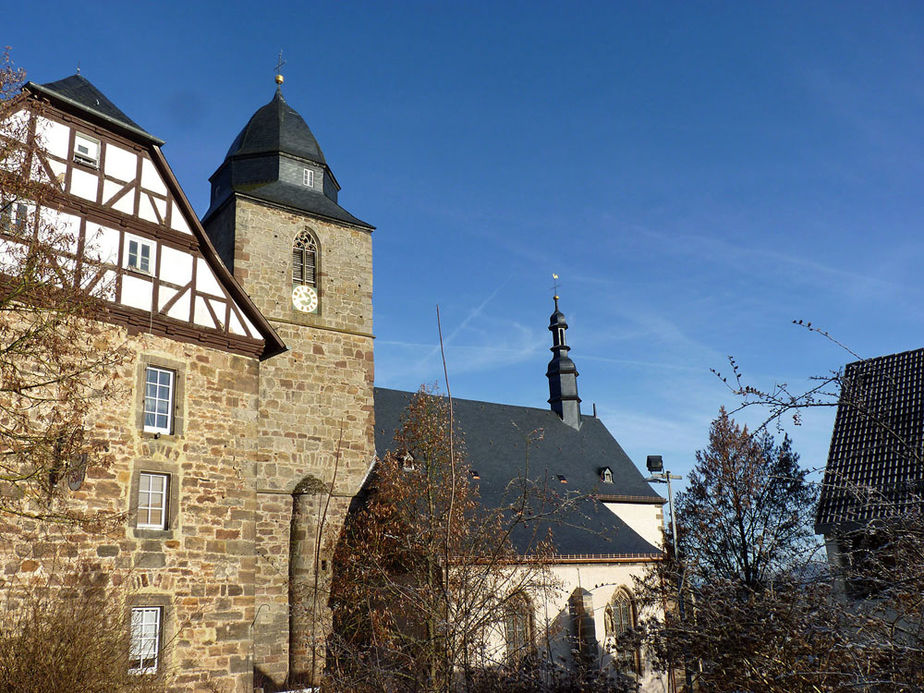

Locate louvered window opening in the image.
[293,231,317,287]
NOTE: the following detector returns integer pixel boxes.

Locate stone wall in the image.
[205,195,375,687]
[0,325,263,693]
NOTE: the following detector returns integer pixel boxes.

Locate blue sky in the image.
[8,1,924,489]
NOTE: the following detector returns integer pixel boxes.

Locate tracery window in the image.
[503,592,534,662]
[292,229,318,288]
[604,588,639,674]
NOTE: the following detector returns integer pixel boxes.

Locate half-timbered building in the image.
[3,72,376,692]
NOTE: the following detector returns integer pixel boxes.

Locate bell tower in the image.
[202,74,374,688]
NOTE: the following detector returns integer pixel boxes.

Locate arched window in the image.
[503,592,534,662]
[604,588,639,675]
[292,229,318,288]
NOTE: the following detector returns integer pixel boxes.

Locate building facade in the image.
[3,73,373,692]
[372,300,669,691]
[6,72,668,691]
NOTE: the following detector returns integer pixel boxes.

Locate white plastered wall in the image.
[475,562,669,692]
[603,503,664,548]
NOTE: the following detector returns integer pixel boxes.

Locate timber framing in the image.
[17,91,286,361]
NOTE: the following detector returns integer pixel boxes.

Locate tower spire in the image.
[274,50,286,90]
[546,284,581,429]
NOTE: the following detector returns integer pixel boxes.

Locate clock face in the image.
[292,285,318,313]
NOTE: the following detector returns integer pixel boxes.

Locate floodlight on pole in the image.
[645,459,692,692]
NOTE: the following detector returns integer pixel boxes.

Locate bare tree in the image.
[0,51,126,526]
[325,387,561,692]
[640,327,924,691]
[0,559,170,693]
[677,408,817,588]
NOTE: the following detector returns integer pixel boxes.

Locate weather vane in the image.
[275,50,286,86]
[552,273,560,299]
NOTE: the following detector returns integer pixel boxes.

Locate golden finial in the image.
[552,273,560,301]
[275,50,286,87]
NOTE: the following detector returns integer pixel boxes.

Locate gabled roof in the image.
[225,89,326,165]
[26,75,163,145]
[816,348,924,534]
[23,74,285,361]
[374,388,663,559]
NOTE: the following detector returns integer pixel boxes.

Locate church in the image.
[2,71,668,691]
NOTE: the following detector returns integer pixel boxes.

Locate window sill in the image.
[73,157,100,170]
[132,527,174,540]
[125,266,153,277]
[141,430,180,442]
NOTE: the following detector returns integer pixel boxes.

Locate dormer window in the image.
[600,467,613,484]
[74,133,100,168]
[401,452,415,472]
[303,168,314,187]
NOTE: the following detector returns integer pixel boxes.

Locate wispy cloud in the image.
[377,315,544,388]
[636,226,898,298]
[414,279,510,372]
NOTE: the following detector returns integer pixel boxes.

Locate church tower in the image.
[202,76,374,688]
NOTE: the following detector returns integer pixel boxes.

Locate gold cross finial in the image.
[275,50,286,85]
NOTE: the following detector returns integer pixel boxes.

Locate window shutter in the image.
[304,247,316,286]
[293,248,304,284]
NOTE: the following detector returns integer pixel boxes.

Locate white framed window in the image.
[137,472,169,529]
[129,606,162,673]
[74,133,100,167]
[143,366,174,434]
[125,237,153,274]
[1,199,30,235]
[303,168,314,187]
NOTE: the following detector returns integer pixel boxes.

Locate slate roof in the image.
[374,387,664,559]
[202,89,373,230]
[816,348,924,534]
[225,89,326,164]
[223,181,373,230]
[26,75,162,145]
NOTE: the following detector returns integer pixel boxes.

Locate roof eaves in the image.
[232,189,375,232]
[149,147,287,360]
[597,494,667,505]
[25,81,165,146]
[522,552,663,564]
